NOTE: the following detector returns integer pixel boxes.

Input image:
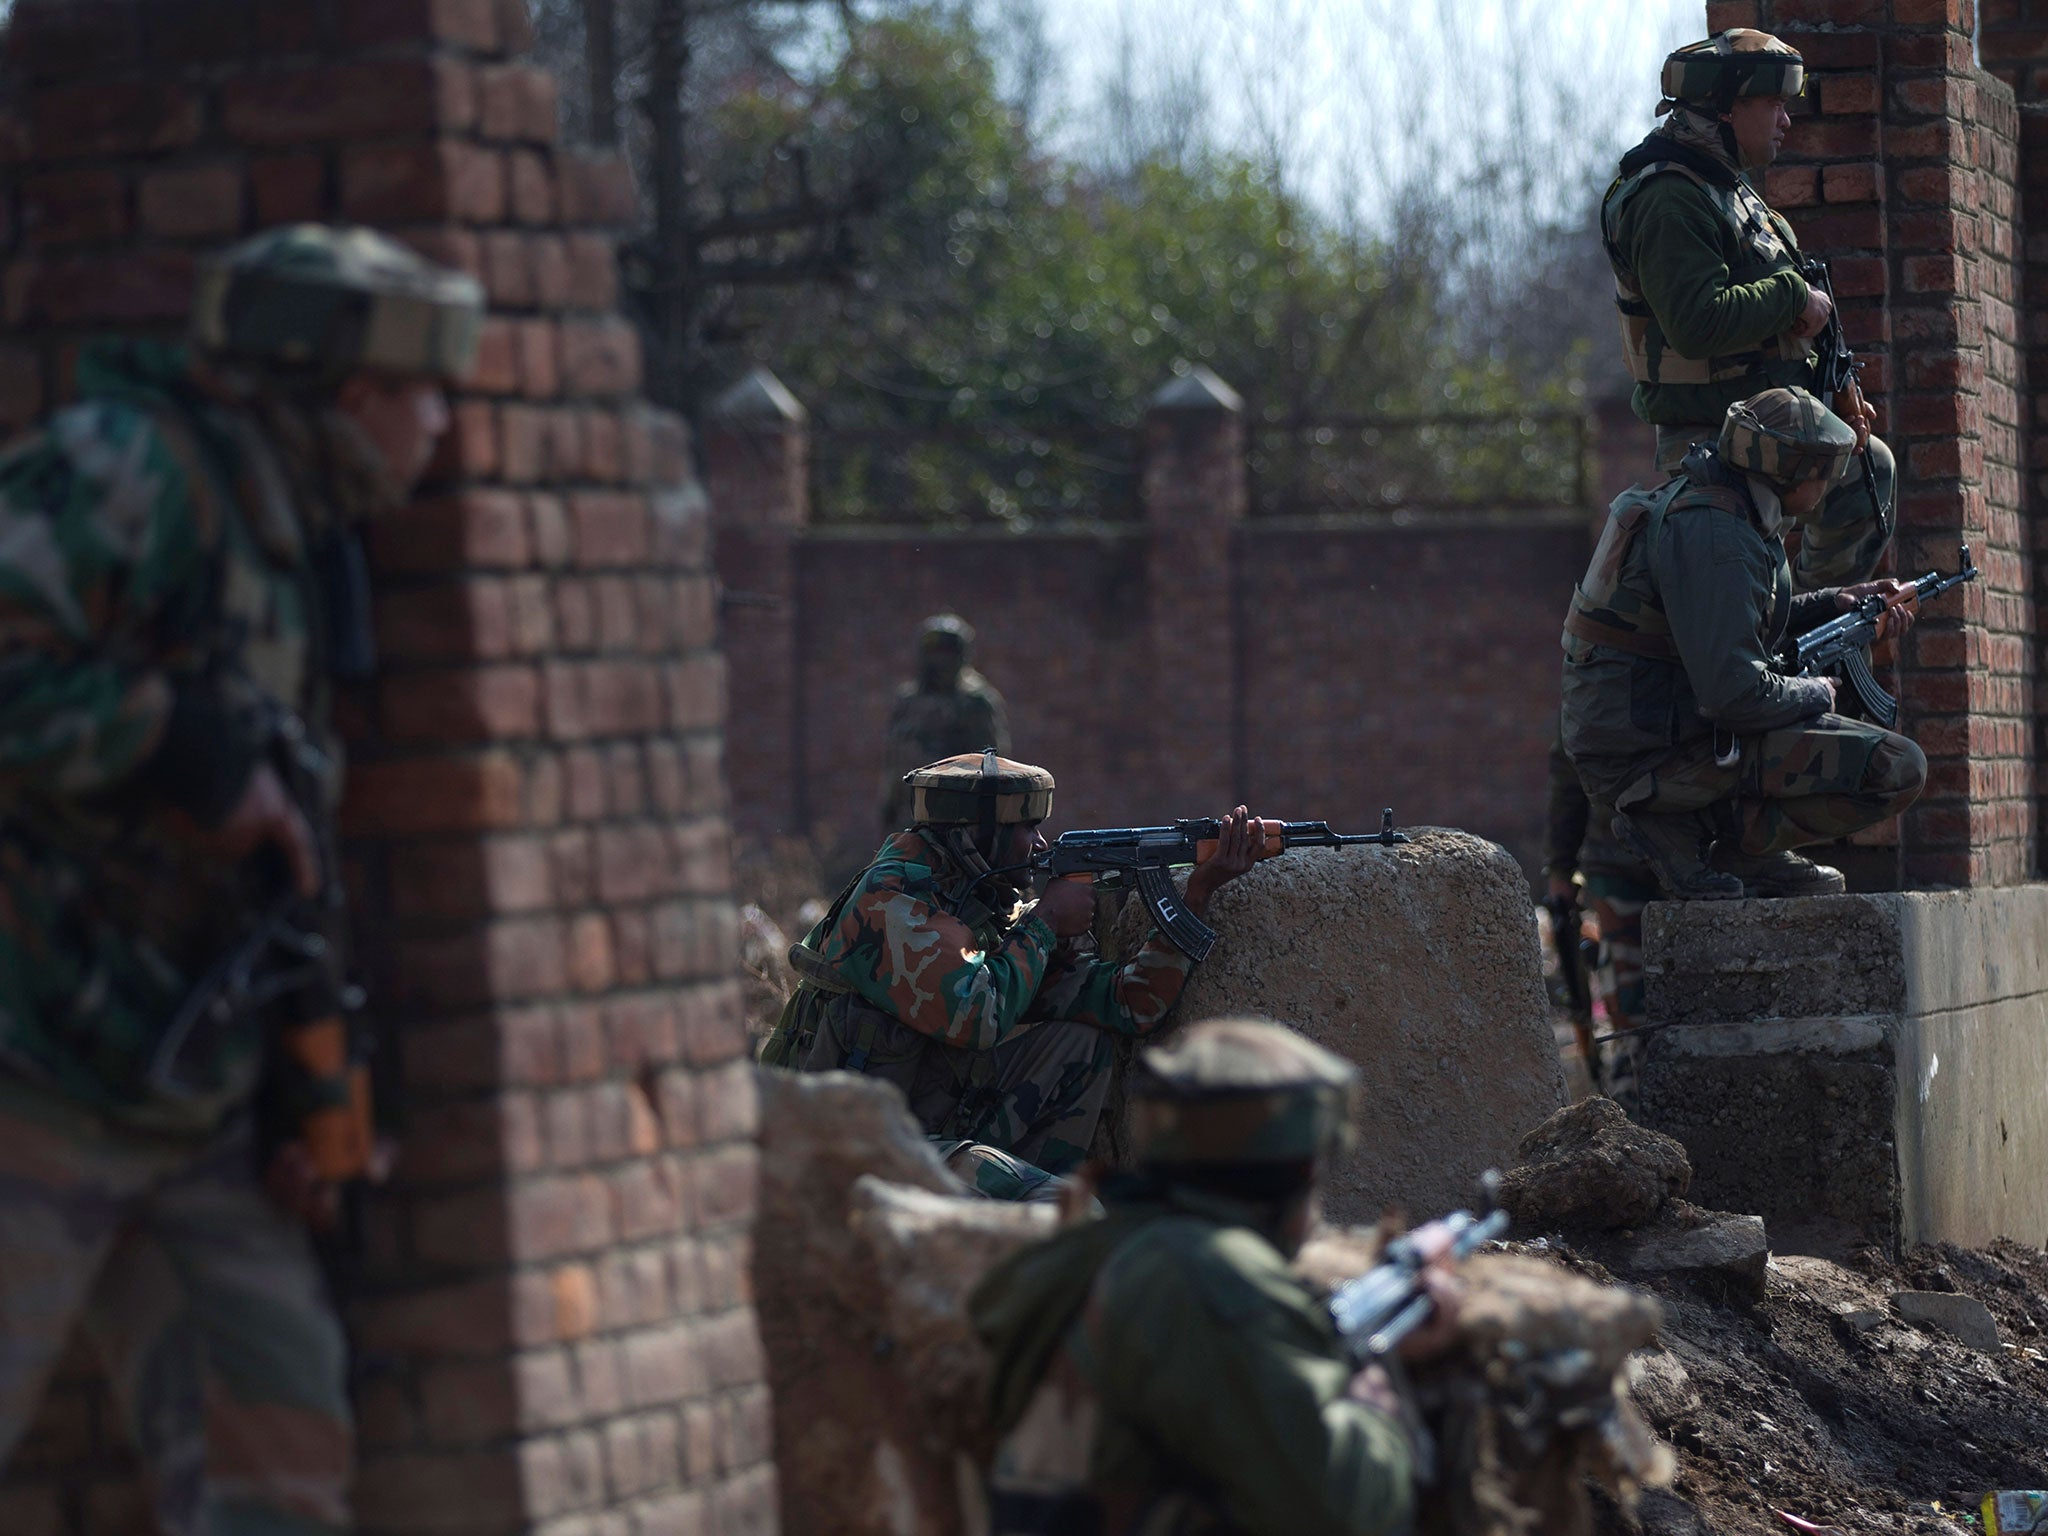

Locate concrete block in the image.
[1620,1212,1770,1297]
[1642,894,1905,1026]
[1123,829,1566,1226]
[1891,1290,2002,1352]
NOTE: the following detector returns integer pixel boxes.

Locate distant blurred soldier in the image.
[1603,28,1892,586]
[0,225,480,1534]
[970,1017,1461,1536]
[1561,388,1923,903]
[878,612,1011,833]
[765,751,1262,1199]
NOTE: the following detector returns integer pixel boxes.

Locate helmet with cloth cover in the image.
[1131,1017,1358,1170]
[904,750,1053,827]
[1660,29,1805,113]
[191,223,484,387]
[1717,386,1855,489]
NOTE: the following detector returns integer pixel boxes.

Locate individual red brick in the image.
[1765,166,1819,208]
[499,403,546,485]
[568,912,616,993]
[481,230,535,308]
[1894,0,1964,20]
[30,81,201,159]
[554,148,639,226]
[530,233,574,308]
[1821,163,1880,204]
[1888,120,1960,159]
[665,656,726,732]
[23,169,127,246]
[1705,0,1759,25]
[370,489,530,574]
[340,140,503,225]
[571,491,651,566]
[221,59,474,144]
[251,153,326,224]
[1821,74,1881,115]
[559,316,642,397]
[509,148,555,224]
[8,1,144,83]
[1904,253,1964,292]
[1786,115,1880,159]
[342,0,498,50]
[1770,0,1885,21]
[380,665,542,743]
[30,252,194,324]
[469,317,520,396]
[563,233,620,309]
[498,0,538,56]
[341,753,526,837]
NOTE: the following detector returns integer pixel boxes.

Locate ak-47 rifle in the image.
[1329,1176,1508,1362]
[1034,810,1410,962]
[1797,255,1887,543]
[1541,886,1602,1084]
[1782,543,1979,728]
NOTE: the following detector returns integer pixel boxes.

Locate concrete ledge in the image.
[1639,884,2048,1251]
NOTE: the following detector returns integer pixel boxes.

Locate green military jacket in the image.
[1602,125,1815,426]
[1559,450,1840,803]
[971,1182,1415,1536]
[0,341,335,1133]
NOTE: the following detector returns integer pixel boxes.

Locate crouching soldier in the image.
[1561,387,1926,900]
[762,751,1261,1199]
[970,1018,1460,1536]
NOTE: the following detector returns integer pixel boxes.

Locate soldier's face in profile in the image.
[1722,94,1793,168]
[335,372,454,502]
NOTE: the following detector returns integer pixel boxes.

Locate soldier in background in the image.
[1603,28,1892,587]
[971,1017,1460,1536]
[879,612,1011,833]
[0,226,481,1533]
[765,752,1263,1199]
[1561,389,1924,902]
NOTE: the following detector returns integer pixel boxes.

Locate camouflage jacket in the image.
[1603,121,1815,427]
[0,341,338,1133]
[1560,450,1839,801]
[880,674,1010,827]
[798,828,1192,1054]
[971,1180,1415,1536]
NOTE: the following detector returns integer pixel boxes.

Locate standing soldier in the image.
[0,226,481,1533]
[879,612,1011,834]
[1603,28,1892,587]
[765,751,1263,1199]
[970,1017,1461,1536]
[1561,389,1924,901]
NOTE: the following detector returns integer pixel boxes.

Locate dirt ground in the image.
[1554,1234,2048,1536]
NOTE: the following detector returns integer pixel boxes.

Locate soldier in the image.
[1603,28,1892,587]
[970,1017,1460,1536]
[0,226,481,1532]
[1561,388,1925,902]
[764,751,1262,1199]
[878,612,1011,833]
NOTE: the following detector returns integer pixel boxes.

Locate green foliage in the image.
[716,5,1591,525]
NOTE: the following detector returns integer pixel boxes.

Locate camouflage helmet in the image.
[1661,30,1804,111]
[918,612,976,652]
[1131,1017,1358,1169]
[191,224,484,386]
[905,750,1053,828]
[1718,387,1855,489]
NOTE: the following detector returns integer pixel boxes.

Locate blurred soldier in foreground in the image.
[764,751,1261,1199]
[1603,28,1892,586]
[878,612,1011,833]
[0,225,480,1533]
[970,1017,1461,1536]
[1561,388,1923,903]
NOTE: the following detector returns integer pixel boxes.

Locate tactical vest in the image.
[1564,466,1782,661]
[1602,154,1809,387]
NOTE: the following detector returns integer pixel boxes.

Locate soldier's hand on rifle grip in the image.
[1790,284,1834,340]
[1838,578,1919,642]
[1032,876,1096,938]
[1184,807,1266,916]
[1837,374,1875,451]
[212,763,321,897]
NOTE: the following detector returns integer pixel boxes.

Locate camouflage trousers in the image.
[1655,423,1895,586]
[801,1004,1115,1186]
[1612,714,1927,855]
[0,1078,351,1536]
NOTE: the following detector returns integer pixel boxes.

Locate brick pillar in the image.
[1142,368,1245,810]
[0,4,776,1534]
[1711,0,2037,888]
[1981,4,2048,877]
[703,369,809,845]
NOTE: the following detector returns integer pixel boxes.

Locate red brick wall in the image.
[1711,0,2039,887]
[0,3,773,1534]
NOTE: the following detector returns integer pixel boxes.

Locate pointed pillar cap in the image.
[710,367,807,425]
[1149,364,1243,414]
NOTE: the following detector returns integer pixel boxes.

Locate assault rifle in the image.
[1542,888,1601,1083]
[1034,810,1409,962]
[1329,1178,1508,1362]
[1781,542,1979,729]
[1797,255,1886,541]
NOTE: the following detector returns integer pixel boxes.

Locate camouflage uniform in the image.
[1603,29,1891,587]
[767,753,1198,1199]
[1560,390,1926,901]
[878,614,1011,832]
[971,1019,1416,1536]
[0,226,480,1533]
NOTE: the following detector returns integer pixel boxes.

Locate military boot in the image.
[1708,844,1847,897]
[1612,809,1744,900]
